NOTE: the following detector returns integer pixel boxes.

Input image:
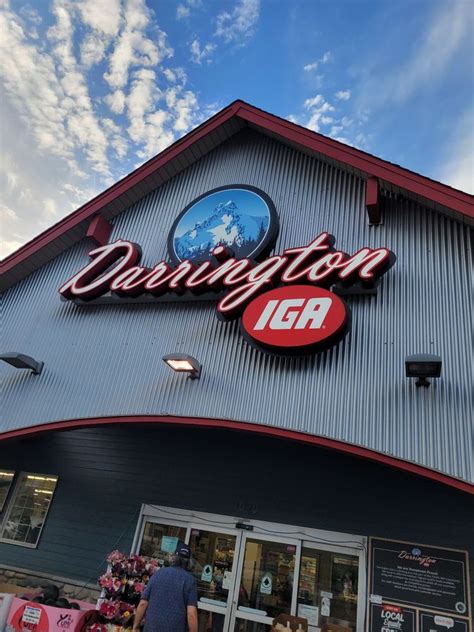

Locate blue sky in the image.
[1,0,473,258]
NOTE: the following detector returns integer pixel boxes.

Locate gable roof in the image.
[1,99,473,291]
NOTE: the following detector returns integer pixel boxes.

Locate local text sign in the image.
[370,603,416,632]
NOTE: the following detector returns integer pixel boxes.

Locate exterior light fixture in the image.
[405,354,442,387]
[162,353,201,379]
[0,352,44,375]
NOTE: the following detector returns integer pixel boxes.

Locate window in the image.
[0,470,15,511]
[0,472,58,547]
[138,521,186,563]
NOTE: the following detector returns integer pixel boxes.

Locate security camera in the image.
[405,354,442,387]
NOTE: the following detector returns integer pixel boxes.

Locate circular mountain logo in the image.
[167,185,279,264]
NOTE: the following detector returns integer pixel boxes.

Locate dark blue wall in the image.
[0,425,472,599]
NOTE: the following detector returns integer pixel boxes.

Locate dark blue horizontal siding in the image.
[0,424,472,601]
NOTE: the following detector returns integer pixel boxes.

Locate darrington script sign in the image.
[59,186,396,355]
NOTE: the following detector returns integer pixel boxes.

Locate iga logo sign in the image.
[242,286,349,354]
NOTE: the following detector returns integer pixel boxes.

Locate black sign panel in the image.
[369,538,470,616]
[370,603,416,632]
[419,612,469,632]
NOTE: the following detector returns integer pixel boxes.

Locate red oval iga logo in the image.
[241,285,349,355]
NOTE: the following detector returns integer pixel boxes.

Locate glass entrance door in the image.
[188,526,241,632]
[134,507,366,632]
[296,544,360,632]
[230,533,300,631]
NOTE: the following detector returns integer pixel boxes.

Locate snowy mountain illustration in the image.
[174,199,269,262]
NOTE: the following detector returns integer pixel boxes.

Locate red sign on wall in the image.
[241,285,349,354]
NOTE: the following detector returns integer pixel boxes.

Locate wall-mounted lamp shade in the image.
[405,354,441,386]
[163,353,201,379]
[0,352,44,375]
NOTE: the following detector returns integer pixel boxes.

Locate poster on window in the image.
[367,537,472,632]
[369,603,415,632]
[419,612,469,632]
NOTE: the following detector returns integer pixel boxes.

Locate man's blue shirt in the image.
[142,565,198,632]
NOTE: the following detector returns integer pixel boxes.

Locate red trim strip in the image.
[1,100,472,282]
[1,415,472,495]
[366,177,380,224]
[86,215,112,246]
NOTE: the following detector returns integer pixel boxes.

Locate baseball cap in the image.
[176,542,191,559]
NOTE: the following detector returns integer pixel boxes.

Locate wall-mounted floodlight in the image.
[0,352,44,375]
[405,354,441,387]
[163,353,201,379]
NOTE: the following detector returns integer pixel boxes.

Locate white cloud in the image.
[335,90,351,101]
[438,107,474,194]
[19,5,42,25]
[215,0,260,44]
[190,38,216,64]
[173,90,198,131]
[177,0,201,19]
[47,0,111,176]
[176,5,190,19]
[77,0,121,36]
[81,32,108,67]
[0,2,80,174]
[163,68,176,82]
[104,0,173,89]
[303,51,333,72]
[304,94,324,109]
[123,68,202,160]
[43,197,59,219]
[105,89,126,114]
[126,68,160,144]
[302,95,336,132]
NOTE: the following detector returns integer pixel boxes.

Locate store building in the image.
[0,101,472,632]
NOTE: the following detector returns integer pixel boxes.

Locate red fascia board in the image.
[235,103,474,216]
[0,102,240,276]
[1,415,473,495]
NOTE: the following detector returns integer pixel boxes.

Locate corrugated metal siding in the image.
[0,426,473,588]
[1,129,472,482]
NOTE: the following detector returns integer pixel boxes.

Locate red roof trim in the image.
[235,103,473,213]
[1,99,472,280]
[1,415,473,495]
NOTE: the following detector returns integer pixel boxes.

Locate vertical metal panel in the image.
[1,129,472,482]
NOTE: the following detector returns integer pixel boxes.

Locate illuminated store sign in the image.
[59,185,396,355]
[241,285,349,355]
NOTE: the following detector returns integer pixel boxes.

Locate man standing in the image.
[132,542,198,632]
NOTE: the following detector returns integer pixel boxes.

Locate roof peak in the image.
[1,99,472,291]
